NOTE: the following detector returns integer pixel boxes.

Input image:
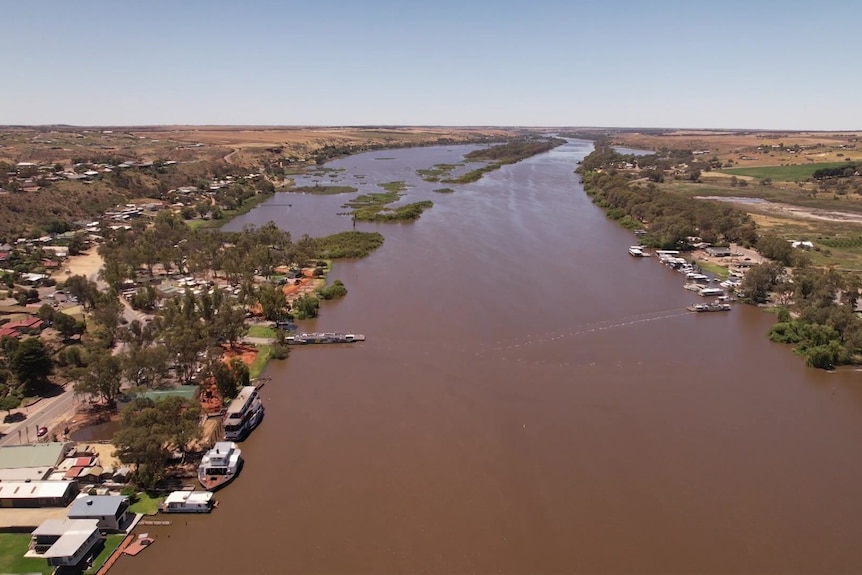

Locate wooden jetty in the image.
[139,519,172,526]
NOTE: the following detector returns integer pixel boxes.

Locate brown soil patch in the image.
[198,377,223,415]
[56,248,104,280]
[278,267,325,303]
[222,343,258,367]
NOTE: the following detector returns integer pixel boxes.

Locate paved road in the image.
[0,389,79,447]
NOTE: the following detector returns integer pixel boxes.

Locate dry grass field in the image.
[0,125,517,167]
[131,126,511,146]
[609,129,862,167]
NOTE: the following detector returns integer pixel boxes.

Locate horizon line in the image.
[1,124,861,133]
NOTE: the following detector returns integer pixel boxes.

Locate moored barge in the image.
[285,332,366,345]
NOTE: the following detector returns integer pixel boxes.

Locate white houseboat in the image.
[223,386,264,441]
[160,491,216,513]
[198,441,242,491]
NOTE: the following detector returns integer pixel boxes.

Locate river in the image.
[117,140,862,574]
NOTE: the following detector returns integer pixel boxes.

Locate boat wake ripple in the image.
[479,307,690,356]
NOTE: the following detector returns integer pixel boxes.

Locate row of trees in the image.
[577,149,758,249]
[813,163,858,180]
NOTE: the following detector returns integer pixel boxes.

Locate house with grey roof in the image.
[68,495,131,532]
[25,518,103,568]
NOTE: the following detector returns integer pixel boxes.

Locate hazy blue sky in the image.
[2,0,857,129]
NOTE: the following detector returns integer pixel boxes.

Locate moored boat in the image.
[687,300,732,312]
[160,491,216,513]
[628,246,646,257]
[223,385,264,441]
[285,332,366,345]
[198,441,242,491]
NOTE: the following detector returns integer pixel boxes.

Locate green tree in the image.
[53,312,86,340]
[122,345,170,389]
[257,283,288,321]
[113,396,202,488]
[212,361,239,399]
[75,351,122,405]
[37,303,55,323]
[64,275,99,310]
[740,262,784,304]
[91,293,122,335]
[756,235,794,266]
[0,394,21,418]
[292,294,319,319]
[317,280,347,300]
[10,338,53,394]
[130,286,157,311]
[229,358,250,388]
[66,234,86,256]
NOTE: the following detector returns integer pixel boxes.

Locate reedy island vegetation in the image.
[577,143,862,370]
[343,190,433,222]
[442,137,566,184]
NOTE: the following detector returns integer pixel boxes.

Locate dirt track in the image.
[695,195,862,224]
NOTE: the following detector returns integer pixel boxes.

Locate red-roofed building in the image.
[0,317,44,339]
[64,467,87,479]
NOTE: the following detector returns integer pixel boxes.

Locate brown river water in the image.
[117,140,862,574]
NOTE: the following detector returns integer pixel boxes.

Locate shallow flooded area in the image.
[117,140,862,574]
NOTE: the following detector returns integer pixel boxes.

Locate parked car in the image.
[36,426,48,438]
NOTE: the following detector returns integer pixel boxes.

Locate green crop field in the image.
[720,162,851,181]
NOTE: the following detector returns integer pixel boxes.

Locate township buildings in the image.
[0,442,137,569]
